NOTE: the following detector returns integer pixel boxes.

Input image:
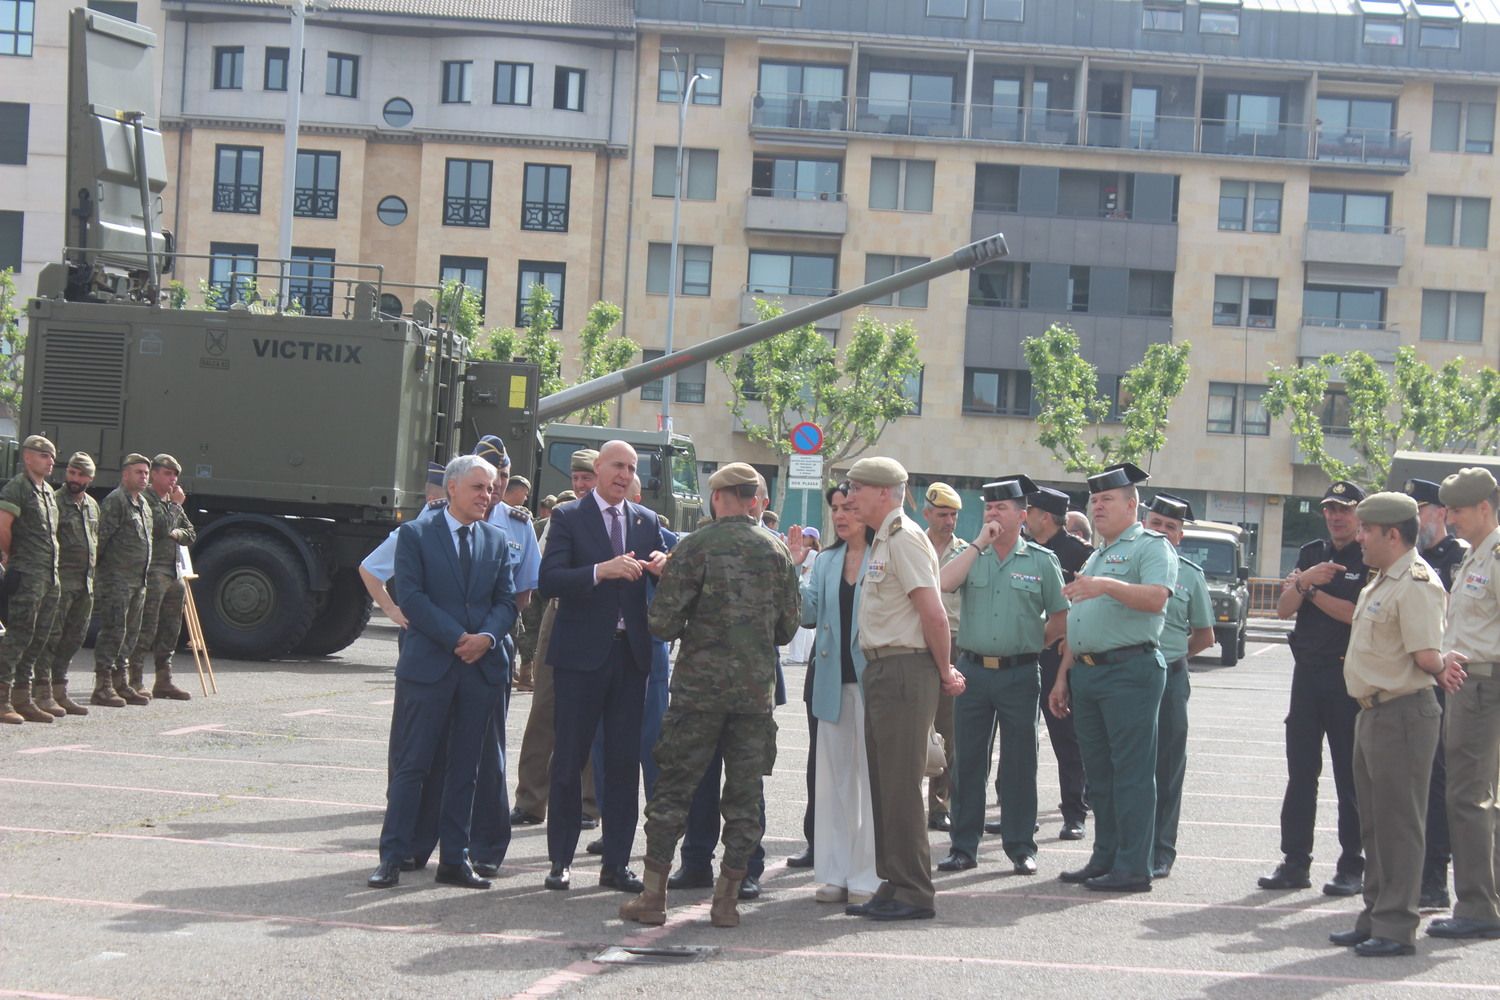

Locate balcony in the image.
[971,209,1177,272]
[971,105,1080,145]
[853,97,966,138]
[1299,319,1402,362]
[1294,435,1362,469]
[1303,224,1406,270]
[751,91,848,132]
[1313,126,1413,169]
[744,190,848,237]
[965,308,1173,372]
[214,182,260,214]
[740,286,843,329]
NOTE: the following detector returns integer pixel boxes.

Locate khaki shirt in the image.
[1345,547,1445,701]
[931,533,967,633]
[858,506,940,651]
[1443,524,1500,663]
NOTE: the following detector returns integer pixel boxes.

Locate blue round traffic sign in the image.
[790,422,823,455]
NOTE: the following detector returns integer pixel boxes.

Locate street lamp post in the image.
[662,52,706,433]
[276,1,316,307]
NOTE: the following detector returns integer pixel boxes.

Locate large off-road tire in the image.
[292,569,373,657]
[194,530,316,659]
[1219,633,1240,667]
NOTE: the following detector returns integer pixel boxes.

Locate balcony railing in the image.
[214,182,261,214]
[970,105,1079,144]
[853,97,965,137]
[444,196,491,228]
[749,187,846,202]
[751,91,848,131]
[1302,315,1394,331]
[521,200,568,233]
[293,187,337,219]
[1314,126,1413,167]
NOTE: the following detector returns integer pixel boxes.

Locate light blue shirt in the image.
[360,499,539,595]
[360,501,444,583]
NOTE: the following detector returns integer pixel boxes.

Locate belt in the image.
[1465,661,1495,678]
[1075,643,1156,667]
[959,649,1039,670]
[862,645,925,662]
[1356,688,1421,711]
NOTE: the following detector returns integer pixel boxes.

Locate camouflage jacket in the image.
[54,487,100,593]
[0,472,59,581]
[647,513,801,713]
[96,487,153,586]
[143,489,196,576]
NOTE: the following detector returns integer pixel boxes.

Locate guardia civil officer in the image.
[1048,462,1174,893]
[1141,493,1215,879]
[35,452,100,717]
[1259,481,1367,897]
[922,482,968,832]
[128,454,196,701]
[0,435,62,724]
[1327,492,1457,957]
[936,476,1066,876]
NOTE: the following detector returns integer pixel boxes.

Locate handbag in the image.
[924,726,947,778]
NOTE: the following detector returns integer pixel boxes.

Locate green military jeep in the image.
[1178,520,1251,666]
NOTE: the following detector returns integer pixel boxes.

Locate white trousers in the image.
[814,682,880,893]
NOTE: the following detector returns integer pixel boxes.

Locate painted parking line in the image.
[283,708,388,722]
[0,776,383,811]
[8,746,383,774]
[0,989,119,1000]
[159,724,388,746]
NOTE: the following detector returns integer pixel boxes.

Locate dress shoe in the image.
[668,864,715,890]
[586,838,604,855]
[599,866,644,893]
[927,811,952,832]
[738,875,761,900]
[1013,856,1038,876]
[1059,864,1110,884]
[544,864,571,890]
[1323,871,1363,897]
[1084,871,1152,893]
[983,820,1004,835]
[579,816,599,830]
[1419,883,1452,911]
[785,847,814,868]
[1329,928,1372,947]
[509,807,543,826]
[1151,863,1172,880]
[367,862,400,889]
[1427,917,1500,939]
[814,884,848,903]
[845,901,872,916]
[1354,937,1415,957]
[1257,863,1311,890]
[861,898,936,921]
[472,861,501,878]
[937,851,977,872]
[435,860,492,889]
[1059,821,1086,841]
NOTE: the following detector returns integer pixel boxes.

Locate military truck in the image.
[1177,520,1251,666]
[539,425,702,531]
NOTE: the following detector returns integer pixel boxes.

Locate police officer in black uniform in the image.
[1258,480,1367,897]
[1406,477,1467,910]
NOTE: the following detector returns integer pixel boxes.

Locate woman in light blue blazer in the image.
[791,481,878,904]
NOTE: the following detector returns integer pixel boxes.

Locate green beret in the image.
[1356,491,1419,526]
[540,494,558,508]
[555,490,578,503]
[848,456,908,487]
[571,449,599,473]
[924,482,962,510]
[67,451,96,476]
[709,462,759,490]
[21,434,56,457]
[1439,467,1498,509]
[508,475,531,492]
[152,453,182,473]
[122,452,151,467]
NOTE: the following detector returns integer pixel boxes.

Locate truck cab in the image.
[1177,520,1251,666]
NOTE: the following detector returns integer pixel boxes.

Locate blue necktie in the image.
[457,524,472,584]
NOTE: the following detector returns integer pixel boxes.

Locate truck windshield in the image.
[671,441,700,497]
[1178,538,1236,578]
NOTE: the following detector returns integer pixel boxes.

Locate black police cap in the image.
[1147,492,1194,522]
[1086,462,1150,495]
[982,475,1038,503]
[1027,486,1070,517]
[1403,478,1443,506]
[1321,480,1367,506]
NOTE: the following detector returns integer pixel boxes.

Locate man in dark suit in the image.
[367,454,517,890]
[538,440,668,892]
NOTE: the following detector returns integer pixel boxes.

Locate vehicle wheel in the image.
[1238,629,1247,658]
[194,530,316,659]
[1220,638,1239,667]
[292,569,373,657]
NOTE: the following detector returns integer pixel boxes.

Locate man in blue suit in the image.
[538,440,668,892]
[367,454,517,890]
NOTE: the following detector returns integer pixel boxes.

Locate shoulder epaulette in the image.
[1178,555,1203,573]
[507,504,531,523]
[1411,561,1431,582]
[425,498,448,511]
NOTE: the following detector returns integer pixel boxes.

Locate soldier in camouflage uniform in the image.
[128,454,196,700]
[620,462,801,930]
[35,452,101,718]
[92,454,154,707]
[0,435,62,724]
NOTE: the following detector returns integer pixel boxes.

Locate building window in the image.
[554,67,585,111]
[376,195,407,226]
[0,102,28,165]
[517,261,565,328]
[659,50,723,106]
[1213,276,1278,328]
[443,159,491,228]
[651,147,719,200]
[1218,179,1282,232]
[963,368,1033,416]
[1067,265,1091,313]
[289,247,335,317]
[639,349,707,403]
[326,52,358,98]
[441,61,472,104]
[748,251,837,297]
[865,255,930,307]
[647,244,713,296]
[1361,0,1407,46]
[293,150,339,219]
[1208,383,1270,435]
[983,0,1024,19]
[265,47,289,91]
[869,158,935,212]
[1420,290,1485,342]
[1418,1,1462,48]
[927,0,967,17]
[1308,189,1391,233]
[1432,98,1496,154]
[761,0,802,7]
[755,61,847,130]
[521,164,570,233]
[213,46,244,90]
[213,145,262,215]
[0,0,32,56]
[751,155,842,199]
[900,367,924,415]
[1321,391,1352,435]
[440,255,487,314]
[1199,0,1240,35]
[207,242,257,307]
[0,210,23,270]
[1143,2,1185,32]
[1303,285,1387,329]
[494,61,532,105]
[382,97,413,128]
[968,261,1028,308]
[87,1,137,20]
[1426,195,1490,248]
[1127,270,1174,317]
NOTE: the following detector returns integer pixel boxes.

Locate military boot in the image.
[92,670,127,708]
[11,683,56,723]
[53,679,89,716]
[618,858,670,926]
[113,669,149,706]
[127,665,153,702]
[0,683,23,724]
[710,867,747,928]
[34,679,66,718]
[152,664,192,701]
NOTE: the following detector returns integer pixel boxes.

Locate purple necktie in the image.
[607,506,626,558]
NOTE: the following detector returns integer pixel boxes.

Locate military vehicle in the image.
[538,424,702,530]
[16,9,1008,660]
[1177,520,1251,666]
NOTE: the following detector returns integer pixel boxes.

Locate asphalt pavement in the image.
[2,624,1497,999]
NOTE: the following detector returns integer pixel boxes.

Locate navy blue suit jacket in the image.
[394,513,518,687]
[538,495,666,672]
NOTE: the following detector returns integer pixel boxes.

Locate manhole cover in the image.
[594,945,717,966]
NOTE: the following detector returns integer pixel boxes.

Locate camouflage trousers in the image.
[516,593,546,668]
[644,707,778,871]
[94,577,147,674]
[0,571,59,685]
[130,572,185,673]
[38,585,93,684]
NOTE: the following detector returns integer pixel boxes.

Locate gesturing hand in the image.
[974,521,1002,551]
[1299,561,1347,588]
[786,526,806,565]
[597,555,644,581]
[1062,574,1112,603]
[643,550,669,577]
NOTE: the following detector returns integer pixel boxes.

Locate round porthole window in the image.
[380,293,403,316]
[377,195,408,226]
[382,97,414,128]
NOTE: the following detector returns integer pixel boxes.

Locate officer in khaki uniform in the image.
[1329,492,1458,958]
[1429,467,1500,941]
[92,454,154,707]
[922,481,968,832]
[128,454,196,701]
[0,434,62,724]
[36,452,101,718]
[936,475,1066,875]
[1049,462,1175,893]
[845,456,966,921]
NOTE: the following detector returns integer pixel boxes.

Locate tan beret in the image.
[122,452,151,467]
[67,451,96,476]
[571,449,599,473]
[925,482,962,510]
[848,456,908,487]
[1356,491,1419,526]
[152,453,182,473]
[709,462,760,490]
[1439,467,1499,509]
[21,434,56,457]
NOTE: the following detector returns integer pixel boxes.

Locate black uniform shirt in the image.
[1421,535,1468,594]
[1288,537,1367,666]
[1043,530,1094,584]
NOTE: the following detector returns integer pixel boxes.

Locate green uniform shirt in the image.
[0,473,59,580]
[96,487,153,585]
[1159,554,1213,661]
[955,536,1067,657]
[143,489,196,576]
[1066,521,1177,653]
[54,487,100,593]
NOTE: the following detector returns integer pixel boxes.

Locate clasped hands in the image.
[597,550,668,582]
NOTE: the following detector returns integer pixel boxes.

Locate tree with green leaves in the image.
[1021,323,1192,476]
[566,301,637,426]
[1262,347,1500,491]
[0,269,23,415]
[716,299,922,512]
